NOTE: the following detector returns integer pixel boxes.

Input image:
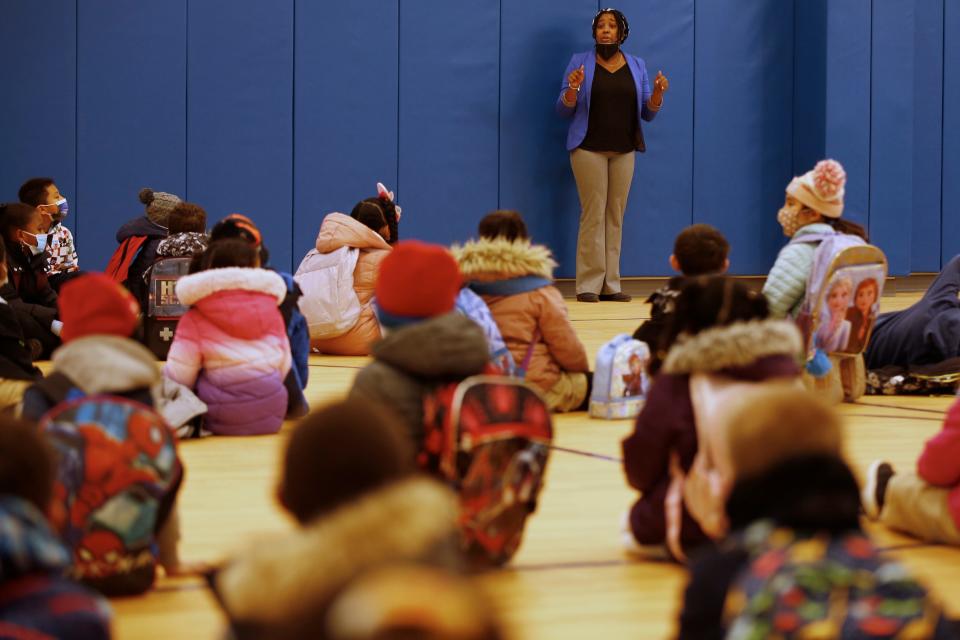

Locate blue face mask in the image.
[22,232,49,255]
[54,197,68,221]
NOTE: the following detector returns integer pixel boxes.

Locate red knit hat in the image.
[59,273,141,343]
[375,240,461,325]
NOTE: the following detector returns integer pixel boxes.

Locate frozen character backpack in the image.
[421,374,552,567]
[294,245,362,340]
[454,288,517,375]
[144,257,192,360]
[590,334,651,419]
[725,520,948,639]
[41,396,181,596]
[792,232,887,401]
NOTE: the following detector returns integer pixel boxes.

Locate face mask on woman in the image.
[54,197,69,222]
[595,42,620,61]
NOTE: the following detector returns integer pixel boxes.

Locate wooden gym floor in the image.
[111,289,960,639]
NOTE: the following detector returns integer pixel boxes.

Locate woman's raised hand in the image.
[653,70,669,94]
[567,64,585,89]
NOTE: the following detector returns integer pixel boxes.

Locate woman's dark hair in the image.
[663,276,769,347]
[478,210,529,242]
[351,201,388,238]
[0,202,37,243]
[352,196,399,245]
[18,178,55,207]
[209,216,270,267]
[280,399,413,524]
[825,217,868,242]
[190,238,259,273]
[168,203,207,235]
[0,417,56,513]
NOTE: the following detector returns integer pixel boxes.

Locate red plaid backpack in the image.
[421,363,553,567]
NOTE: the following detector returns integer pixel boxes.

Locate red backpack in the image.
[421,374,553,567]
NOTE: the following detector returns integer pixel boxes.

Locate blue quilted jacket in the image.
[761,223,835,318]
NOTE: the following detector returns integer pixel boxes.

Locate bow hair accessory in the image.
[376,182,402,221]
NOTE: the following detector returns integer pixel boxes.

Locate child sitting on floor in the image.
[18,177,80,292]
[164,239,291,436]
[297,200,392,356]
[0,417,111,638]
[209,214,309,417]
[156,202,208,259]
[678,386,956,639]
[0,237,43,413]
[350,240,489,449]
[762,159,867,319]
[211,399,458,638]
[621,277,801,561]
[863,395,960,547]
[453,210,591,412]
[633,223,730,375]
[0,202,62,358]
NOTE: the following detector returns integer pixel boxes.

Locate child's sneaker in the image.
[862,460,895,520]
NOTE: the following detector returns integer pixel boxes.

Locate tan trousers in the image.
[0,379,31,416]
[881,472,960,545]
[544,371,589,413]
[570,148,635,295]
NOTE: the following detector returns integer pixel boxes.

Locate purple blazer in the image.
[555,50,659,152]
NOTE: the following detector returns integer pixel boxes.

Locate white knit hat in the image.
[786,159,846,219]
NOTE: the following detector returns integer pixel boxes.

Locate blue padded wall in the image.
[824,0,871,233]
[870,0,914,275]
[397,1,500,247]
[292,1,399,269]
[187,0,294,270]
[693,0,794,274]
[76,1,187,270]
[1,0,955,278]
[0,0,78,238]
[498,0,596,277]
[912,0,944,272]
[944,0,960,264]
[617,0,696,276]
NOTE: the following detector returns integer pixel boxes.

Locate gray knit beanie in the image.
[139,188,182,227]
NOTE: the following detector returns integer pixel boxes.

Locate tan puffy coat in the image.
[309,213,391,355]
[453,238,589,393]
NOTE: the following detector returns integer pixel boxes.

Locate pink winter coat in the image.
[917,397,960,530]
[164,267,292,436]
[305,213,391,356]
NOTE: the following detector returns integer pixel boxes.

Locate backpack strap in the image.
[106,236,148,283]
[31,372,80,408]
[515,329,541,380]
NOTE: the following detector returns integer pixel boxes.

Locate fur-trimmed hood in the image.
[53,335,160,396]
[214,477,458,625]
[452,237,557,282]
[176,267,287,306]
[662,319,803,375]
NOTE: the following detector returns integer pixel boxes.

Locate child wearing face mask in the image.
[762,160,868,320]
[0,203,61,359]
[18,178,80,293]
[0,237,43,413]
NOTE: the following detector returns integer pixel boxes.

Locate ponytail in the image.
[826,217,868,242]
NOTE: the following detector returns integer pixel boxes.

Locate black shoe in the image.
[862,460,895,520]
[576,293,600,303]
[600,292,632,302]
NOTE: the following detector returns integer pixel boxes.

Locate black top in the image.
[579,63,638,153]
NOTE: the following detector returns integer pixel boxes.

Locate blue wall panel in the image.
[0,1,78,239]
[693,0,794,275]
[618,0,695,276]
[187,0,294,270]
[398,1,500,246]
[498,0,596,277]
[824,0,871,231]
[869,1,914,276]
[292,1,398,267]
[77,1,186,270]
[944,0,960,263]
[912,0,943,272]
[792,0,827,173]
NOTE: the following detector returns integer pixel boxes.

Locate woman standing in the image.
[557,8,669,303]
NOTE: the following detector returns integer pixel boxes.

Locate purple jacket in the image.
[555,50,659,152]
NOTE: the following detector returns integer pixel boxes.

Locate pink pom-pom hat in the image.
[786,158,847,218]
